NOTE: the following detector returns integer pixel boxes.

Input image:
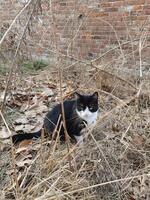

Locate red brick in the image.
[133,5,143,11]
[89,11,109,18]
[144,9,150,14]
[0,0,149,60]
[124,0,146,5]
[145,0,150,3]
[104,7,119,12]
[98,2,113,7]
[111,1,125,7]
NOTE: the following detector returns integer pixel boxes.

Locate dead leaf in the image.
[20,103,29,112]
[14,117,28,125]
[47,82,57,89]
[15,146,29,154]
[0,91,10,103]
[132,134,145,146]
[25,100,48,116]
[31,143,41,151]
[0,142,9,151]
[14,125,25,132]
[16,159,32,167]
[6,172,22,191]
[23,124,35,132]
[15,153,32,167]
[25,110,37,118]
[28,95,39,110]
[36,102,48,113]
[19,140,33,148]
[0,126,11,139]
[41,87,54,97]
[112,123,120,132]
[6,169,15,175]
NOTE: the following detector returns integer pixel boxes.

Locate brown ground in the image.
[0,62,150,200]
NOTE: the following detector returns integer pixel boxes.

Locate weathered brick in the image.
[89,11,109,18]
[144,9,150,15]
[111,1,125,7]
[0,0,150,60]
[104,7,119,12]
[125,0,146,5]
[98,2,113,8]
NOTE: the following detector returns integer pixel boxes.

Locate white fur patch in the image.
[76,107,98,126]
[74,135,83,144]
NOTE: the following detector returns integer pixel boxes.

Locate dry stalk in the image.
[50,1,72,171]
[34,176,61,200]
[89,130,121,192]
[52,121,63,155]
[1,0,40,112]
[58,66,72,171]
[20,154,39,189]
[91,63,137,90]
[40,128,45,166]
[26,166,64,195]
[48,173,150,199]
[0,0,33,47]
[100,18,125,60]
[91,38,140,63]
[26,33,139,91]
[67,10,90,56]
[139,38,143,80]
[138,24,149,82]
[0,110,20,199]
[96,89,142,126]
[51,114,62,142]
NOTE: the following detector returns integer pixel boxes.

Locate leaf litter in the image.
[0,69,150,200]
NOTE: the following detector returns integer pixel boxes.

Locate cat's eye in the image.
[78,104,84,110]
[89,104,96,111]
[89,104,94,109]
[89,107,93,111]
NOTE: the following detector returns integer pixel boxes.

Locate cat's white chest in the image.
[76,107,98,126]
[85,112,98,125]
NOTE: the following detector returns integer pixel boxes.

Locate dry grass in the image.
[0,65,149,200]
[0,1,150,199]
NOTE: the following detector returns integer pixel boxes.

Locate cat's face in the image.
[75,92,99,125]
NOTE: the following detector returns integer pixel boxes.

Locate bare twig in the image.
[58,65,72,171]
[91,64,138,90]
[27,37,139,90]
[50,2,72,171]
[0,0,33,47]
[48,173,150,198]
[1,0,40,112]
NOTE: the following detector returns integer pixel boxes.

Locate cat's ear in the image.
[74,92,81,99]
[92,92,98,99]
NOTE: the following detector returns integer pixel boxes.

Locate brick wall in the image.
[0,0,150,62]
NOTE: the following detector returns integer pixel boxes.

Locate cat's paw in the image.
[79,121,86,130]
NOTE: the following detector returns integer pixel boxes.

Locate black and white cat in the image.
[12,92,99,144]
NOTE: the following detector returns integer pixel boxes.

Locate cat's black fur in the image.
[12,92,98,144]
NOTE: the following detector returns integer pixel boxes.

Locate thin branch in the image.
[58,65,72,171]
[48,173,150,198]
[50,1,72,171]
[92,64,137,90]
[1,0,39,112]
[0,0,33,47]
[27,37,139,90]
